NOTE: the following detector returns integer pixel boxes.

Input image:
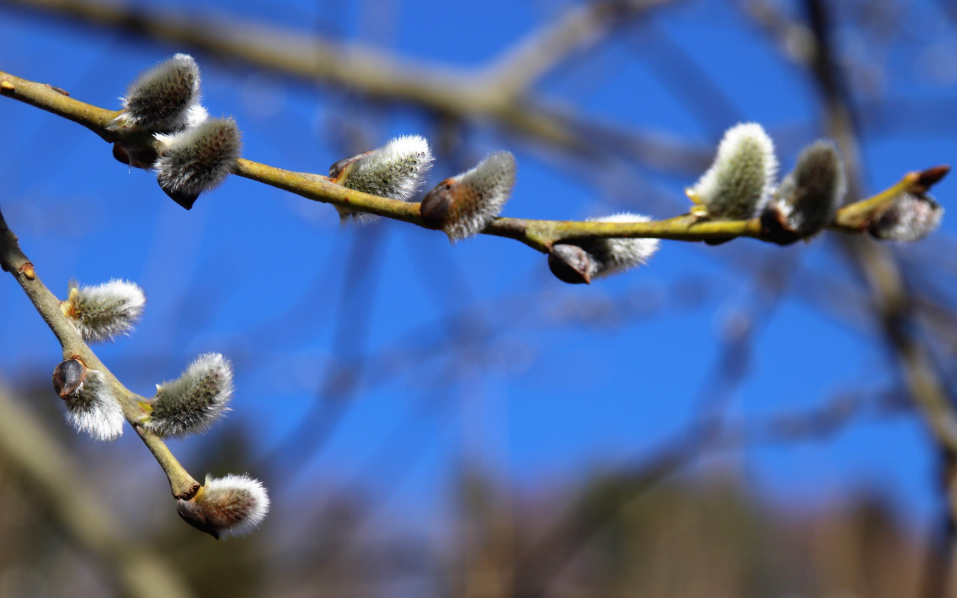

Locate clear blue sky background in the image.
[1,0,955,537]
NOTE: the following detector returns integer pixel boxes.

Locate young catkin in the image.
[176,474,270,539]
[765,140,846,239]
[155,117,242,209]
[869,192,944,242]
[548,213,660,284]
[328,135,433,223]
[688,123,778,220]
[145,353,233,438]
[111,53,205,134]
[419,151,516,242]
[61,280,146,343]
[52,359,125,441]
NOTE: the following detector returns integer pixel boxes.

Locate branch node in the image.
[18,262,35,280]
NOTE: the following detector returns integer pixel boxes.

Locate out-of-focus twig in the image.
[0,0,713,174]
[0,385,194,598]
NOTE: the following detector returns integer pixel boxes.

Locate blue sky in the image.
[0,0,955,537]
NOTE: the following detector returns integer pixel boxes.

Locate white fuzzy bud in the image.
[869,192,944,242]
[145,353,232,438]
[176,474,269,539]
[328,135,433,224]
[155,117,242,210]
[688,123,778,220]
[52,359,124,441]
[766,140,847,239]
[548,213,660,284]
[60,279,145,343]
[110,54,203,134]
[419,151,516,241]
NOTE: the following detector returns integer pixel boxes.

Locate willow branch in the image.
[0,69,943,255]
[0,0,713,175]
[0,385,194,598]
[0,206,199,500]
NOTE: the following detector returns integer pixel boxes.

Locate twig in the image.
[485,0,679,96]
[0,385,194,598]
[0,207,200,500]
[0,69,943,254]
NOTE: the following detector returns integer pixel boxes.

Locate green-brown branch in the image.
[0,206,199,500]
[0,69,946,254]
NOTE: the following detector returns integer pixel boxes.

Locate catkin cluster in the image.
[52,277,268,538]
[110,54,241,209]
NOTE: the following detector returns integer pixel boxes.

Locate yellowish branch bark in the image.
[0,68,944,254]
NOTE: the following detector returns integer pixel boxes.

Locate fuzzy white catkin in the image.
[155,117,242,207]
[63,279,146,343]
[870,193,944,242]
[770,140,847,238]
[331,135,433,224]
[549,213,660,283]
[199,474,270,537]
[63,370,125,441]
[146,353,233,438]
[584,214,660,278]
[690,123,778,220]
[442,151,516,242]
[111,54,203,134]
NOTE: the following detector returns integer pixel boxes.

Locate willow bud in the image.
[155,117,242,209]
[547,213,660,284]
[764,140,846,240]
[144,353,232,438]
[420,151,516,242]
[176,474,269,539]
[687,123,778,220]
[329,135,433,224]
[60,280,146,343]
[110,54,206,134]
[52,358,124,441]
[869,192,944,242]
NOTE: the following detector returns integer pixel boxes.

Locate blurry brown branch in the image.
[513,384,904,597]
[485,0,677,96]
[0,70,945,255]
[0,207,200,501]
[0,0,715,175]
[0,385,195,598]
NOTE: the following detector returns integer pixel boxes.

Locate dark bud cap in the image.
[548,244,594,285]
[113,142,158,170]
[913,165,950,194]
[419,180,453,230]
[328,151,371,182]
[160,184,200,210]
[759,208,802,246]
[176,499,220,539]
[52,358,88,399]
[112,143,130,165]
